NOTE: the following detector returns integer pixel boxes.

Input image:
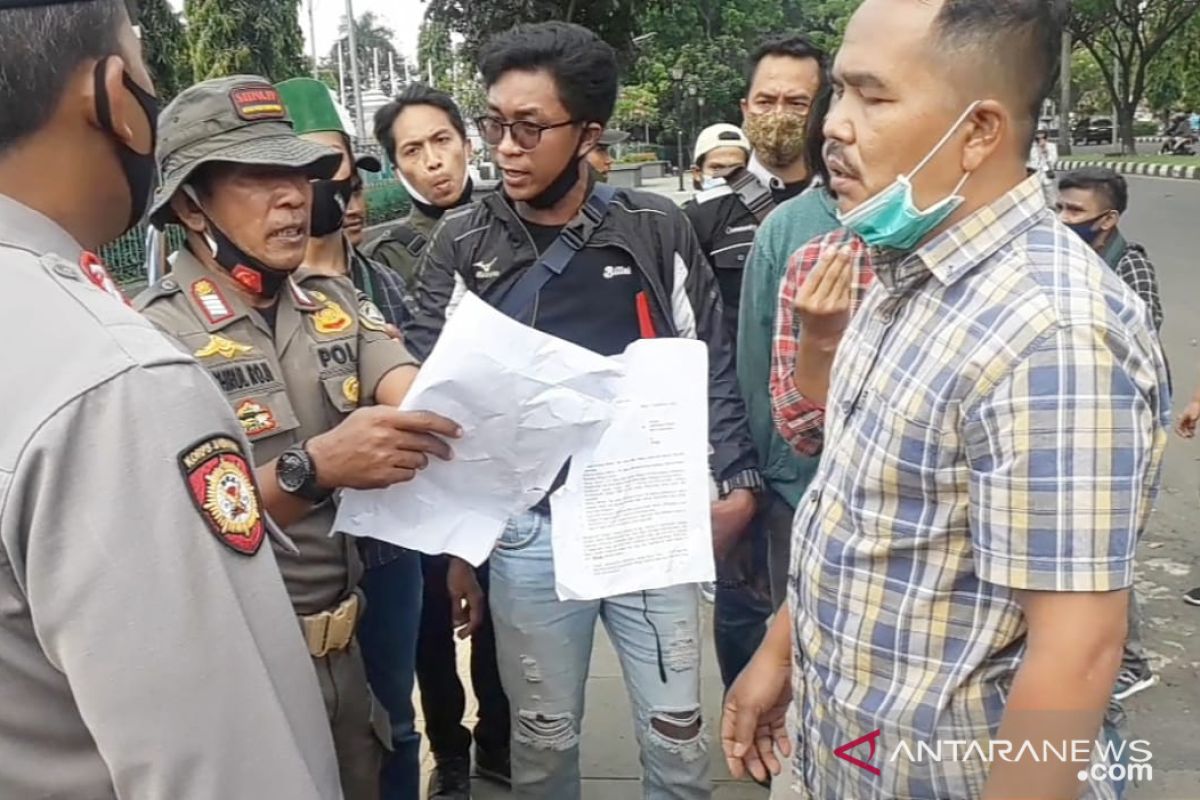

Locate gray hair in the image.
[0,0,125,155]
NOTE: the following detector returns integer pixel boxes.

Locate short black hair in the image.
[373,82,468,167]
[479,22,618,126]
[746,34,827,90]
[0,0,126,155]
[932,0,1066,138]
[1058,167,1129,214]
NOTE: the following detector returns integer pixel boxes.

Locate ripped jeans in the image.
[489,508,710,800]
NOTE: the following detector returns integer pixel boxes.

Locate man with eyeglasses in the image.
[406,21,761,799]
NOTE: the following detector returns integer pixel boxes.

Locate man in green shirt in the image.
[736,77,839,608]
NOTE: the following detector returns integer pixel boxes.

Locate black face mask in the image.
[93,57,159,234]
[527,131,588,210]
[185,189,290,298]
[310,176,355,238]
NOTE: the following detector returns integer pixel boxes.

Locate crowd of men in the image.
[0,0,1189,799]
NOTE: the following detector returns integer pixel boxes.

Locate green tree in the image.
[139,0,188,100]
[612,84,660,142]
[185,0,308,83]
[417,18,454,88]
[423,0,646,67]
[1070,0,1200,153]
[330,11,406,96]
[1144,14,1200,119]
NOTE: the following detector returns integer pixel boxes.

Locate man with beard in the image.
[0,3,341,797]
[137,75,462,800]
[407,21,761,799]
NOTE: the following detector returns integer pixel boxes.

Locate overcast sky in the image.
[166,0,427,61]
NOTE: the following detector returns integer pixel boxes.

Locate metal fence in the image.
[100,177,412,288]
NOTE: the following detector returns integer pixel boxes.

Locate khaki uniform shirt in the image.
[136,248,416,615]
[0,195,341,799]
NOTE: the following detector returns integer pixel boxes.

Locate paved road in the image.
[1116,175,1200,798]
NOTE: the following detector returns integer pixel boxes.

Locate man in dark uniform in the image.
[0,2,341,797]
[137,74,461,800]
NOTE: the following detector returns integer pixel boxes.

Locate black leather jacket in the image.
[406,183,761,489]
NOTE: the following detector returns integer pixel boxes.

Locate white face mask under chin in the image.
[399,164,471,207]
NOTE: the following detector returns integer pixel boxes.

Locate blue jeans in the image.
[489,509,710,800]
[357,549,423,800]
[713,582,772,689]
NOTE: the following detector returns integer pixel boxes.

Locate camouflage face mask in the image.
[745,109,808,168]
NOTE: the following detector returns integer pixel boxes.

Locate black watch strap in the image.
[279,443,333,503]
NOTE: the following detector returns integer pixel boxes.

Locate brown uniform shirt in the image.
[137,247,416,615]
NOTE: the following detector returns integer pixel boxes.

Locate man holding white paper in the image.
[406,22,762,800]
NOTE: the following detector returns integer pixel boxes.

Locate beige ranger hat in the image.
[150,75,343,226]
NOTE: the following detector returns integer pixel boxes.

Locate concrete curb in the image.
[1055,158,1200,181]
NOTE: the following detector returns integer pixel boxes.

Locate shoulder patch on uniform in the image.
[191,279,234,325]
[358,296,388,332]
[230,85,286,122]
[179,435,264,556]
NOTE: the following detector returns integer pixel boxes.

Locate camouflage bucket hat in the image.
[150,75,343,226]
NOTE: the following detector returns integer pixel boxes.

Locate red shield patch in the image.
[229,85,286,122]
[179,436,265,556]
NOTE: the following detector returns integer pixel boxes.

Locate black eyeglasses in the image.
[475,115,578,150]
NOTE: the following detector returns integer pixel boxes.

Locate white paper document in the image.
[550,339,714,601]
[335,292,621,565]
[334,293,715,600]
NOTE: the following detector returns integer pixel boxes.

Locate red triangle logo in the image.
[834,729,882,776]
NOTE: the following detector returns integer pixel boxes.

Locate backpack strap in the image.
[494,183,618,323]
[726,166,776,223]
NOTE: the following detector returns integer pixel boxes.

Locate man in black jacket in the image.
[406,22,761,799]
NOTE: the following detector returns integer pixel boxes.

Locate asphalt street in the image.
[1113,174,1200,798]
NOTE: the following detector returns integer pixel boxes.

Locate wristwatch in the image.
[277,442,332,503]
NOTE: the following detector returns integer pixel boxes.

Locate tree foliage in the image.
[185,0,308,83]
[1144,14,1200,117]
[1070,0,1200,152]
[138,0,189,101]
[328,11,406,97]
[423,0,646,68]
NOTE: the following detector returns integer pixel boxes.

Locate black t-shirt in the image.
[522,219,644,357]
[772,177,811,205]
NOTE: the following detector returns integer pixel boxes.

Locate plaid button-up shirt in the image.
[788,177,1170,799]
[770,229,875,457]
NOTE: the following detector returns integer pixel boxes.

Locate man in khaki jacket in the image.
[137,75,460,800]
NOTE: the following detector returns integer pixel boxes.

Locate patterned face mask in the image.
[745,110,808,168]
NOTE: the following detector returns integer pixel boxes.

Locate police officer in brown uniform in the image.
[0,2,344,798]
[136,75,461,800]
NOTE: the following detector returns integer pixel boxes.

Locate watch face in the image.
[277,450,310,493]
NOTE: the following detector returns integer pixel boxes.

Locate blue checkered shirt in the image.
[787,177,1170,798]
[350,247,419,570]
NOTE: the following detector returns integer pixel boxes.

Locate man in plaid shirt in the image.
[768,229,873,458]
[723,2,1170,799]
[1056,168,1163,333]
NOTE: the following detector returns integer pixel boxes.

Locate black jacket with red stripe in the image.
[405,182,761,491]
